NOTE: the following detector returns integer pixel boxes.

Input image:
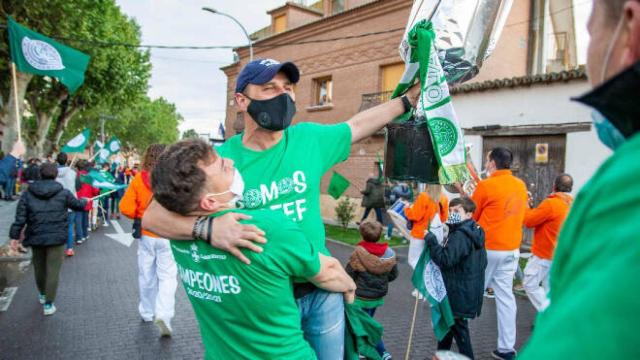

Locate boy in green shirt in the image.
[151,139,356,359]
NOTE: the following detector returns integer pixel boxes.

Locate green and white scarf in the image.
[392,20,469,184]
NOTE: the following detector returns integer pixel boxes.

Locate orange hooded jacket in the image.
[119,171,158,238]
[524,192,573,260]
[404,192,439,239]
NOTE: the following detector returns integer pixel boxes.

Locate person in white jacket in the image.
[55,152,78,256]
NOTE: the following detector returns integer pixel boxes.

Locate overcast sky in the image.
[115,0,287,136]
[115,0,592,137]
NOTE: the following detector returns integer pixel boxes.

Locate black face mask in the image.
[246,93,296,131]
[574,61,640,138]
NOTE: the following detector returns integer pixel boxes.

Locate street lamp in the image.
[99,115,116,144]
[202,7,253,62]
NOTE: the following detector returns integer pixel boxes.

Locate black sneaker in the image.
[492,350,516,360]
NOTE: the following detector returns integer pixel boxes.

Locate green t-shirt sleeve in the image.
[299,122,352,173]
[261,226,321,279]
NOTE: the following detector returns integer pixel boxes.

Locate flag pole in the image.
[10,62,22,141]
[404,295,421,360]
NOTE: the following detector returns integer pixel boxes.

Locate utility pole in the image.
[99,115,116,144]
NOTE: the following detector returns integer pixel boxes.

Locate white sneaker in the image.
[43,303,56,316]
[155,318,173,337]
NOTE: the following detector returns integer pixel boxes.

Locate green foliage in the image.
[335,197,357,229]
[0,0,157,155]
[63,96,181,154]
[182,129,199,139]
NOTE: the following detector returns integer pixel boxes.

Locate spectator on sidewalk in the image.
[120,144,178,338]
[522,174,573,312]
[0,141,25,200]
[471,147,528,360]
[359,175,385,224]
[55,152,78,257]
[75,160,99,245]
[9,163,86,316]
[427,197,487,360]
[346,221,398,360]
[150,139,356,358]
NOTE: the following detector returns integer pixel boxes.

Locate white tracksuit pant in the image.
[523,255,551,312]
[138,235,177,323]
[408,216,444,269]
[485,249,519,353]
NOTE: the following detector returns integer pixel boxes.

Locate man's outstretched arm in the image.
[347,82,420,143]
[143,200,267,264]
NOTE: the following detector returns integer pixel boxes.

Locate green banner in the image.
[327,171,350,200]
[61,128,91,153]
[8,17,90,94]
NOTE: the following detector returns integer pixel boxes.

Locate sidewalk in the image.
[0,199,18,248]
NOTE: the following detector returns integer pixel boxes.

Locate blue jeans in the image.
[75,210,88,240]
[66,212,76,249]
[297,288,345,360]
[363,307,388,356]
[361,207,383,223]
[4,178,15,199]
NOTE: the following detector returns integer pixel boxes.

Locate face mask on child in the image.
[447,212,463,225]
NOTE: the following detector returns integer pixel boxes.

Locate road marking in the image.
[106,220,134,247]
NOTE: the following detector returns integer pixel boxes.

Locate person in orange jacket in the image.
[403,184,444,270]
[523,174,573,313]
[471,147,528,360]
[120,144,177,338]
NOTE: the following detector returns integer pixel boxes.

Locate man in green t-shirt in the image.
[143,59,420,358]
[518,1,640,359]
[151,139,356,359]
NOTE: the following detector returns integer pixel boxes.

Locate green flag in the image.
[93,140,104,154]
[327,171,350,200]
[7,17,90,94]
[105,136,121,154]
[61,128,91,153]
[80,169,126,191]
[411,246,454,341]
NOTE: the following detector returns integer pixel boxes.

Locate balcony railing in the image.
[359,91,393,112]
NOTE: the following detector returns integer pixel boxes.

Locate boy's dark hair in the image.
[450,197,476,214]
[359,221,383,243]
[143,144,167,171]
[152,139,216,215]
[40,163,58,180]
[56,152,68,166]
[554,173,573,193]
[489,147,513,170]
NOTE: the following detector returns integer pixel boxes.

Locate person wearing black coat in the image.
[426,197,487,360]
[9,163,86,316]
[360,176,385,224]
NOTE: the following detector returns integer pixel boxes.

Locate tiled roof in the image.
[450,67,587,94]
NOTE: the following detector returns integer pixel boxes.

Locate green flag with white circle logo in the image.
[61,128,91,153]
[7,17,90,94]
[105,136,121,155]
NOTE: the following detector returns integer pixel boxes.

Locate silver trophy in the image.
[400,0,514,86]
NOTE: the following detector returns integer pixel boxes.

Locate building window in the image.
[331,0,344,14]
[314,77,333,106]
[381,63,405,94]
[273,14,287,34]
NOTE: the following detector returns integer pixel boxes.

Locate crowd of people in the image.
[3,0,639,358]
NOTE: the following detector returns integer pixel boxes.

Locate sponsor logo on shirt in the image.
[242,170,308,222]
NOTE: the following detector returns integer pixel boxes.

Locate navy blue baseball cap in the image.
[235,59,300,93]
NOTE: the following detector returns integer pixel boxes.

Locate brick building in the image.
[221,0,608,222]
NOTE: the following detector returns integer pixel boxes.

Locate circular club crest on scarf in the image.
[22,37,65,71]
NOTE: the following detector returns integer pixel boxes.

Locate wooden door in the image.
[482,135,566,246]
